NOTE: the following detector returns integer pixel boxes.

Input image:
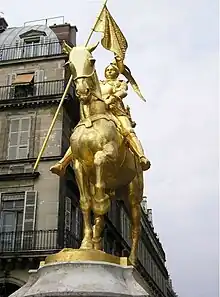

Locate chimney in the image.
[50,23,78,46]
[0,17,8,33]
[141,196,148,214]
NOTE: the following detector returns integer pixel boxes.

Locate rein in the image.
[72,69,95,81]
[73,69,104,102]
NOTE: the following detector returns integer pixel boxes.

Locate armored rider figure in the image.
[50,62,150,176]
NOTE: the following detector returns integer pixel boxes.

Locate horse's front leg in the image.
[92,141,117,249]
[73,159,93,249]
[92,214,105,250]
[50,146,72,176]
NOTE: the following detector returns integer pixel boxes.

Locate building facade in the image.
[0,17,178,297]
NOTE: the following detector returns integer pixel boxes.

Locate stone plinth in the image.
[9,261,150,297]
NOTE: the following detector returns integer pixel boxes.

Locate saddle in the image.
[73,113,118,129]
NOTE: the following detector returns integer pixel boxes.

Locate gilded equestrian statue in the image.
[50,43,150,264]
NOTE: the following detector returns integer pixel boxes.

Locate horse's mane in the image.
[87,70,102,101]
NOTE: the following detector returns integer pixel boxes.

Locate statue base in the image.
[45,248,131,266]
[9,249,150,297]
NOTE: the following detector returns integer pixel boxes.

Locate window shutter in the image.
[0,193,2,233]
[55,62,64,80]
[34,70,45,96]
[28,114,36,158]
[0,44,5,61]
[40,36,49,56]
[65,197,71,231]
[73,206,81,238]
[0,118,8,160]
[48,38,58,55]
[6,73,16,99]
[120,207,131,246]
[23,191,37,231]
[6,74,13,85]
[15,39,24,59]
[8,119,20,160]
[7,117,31,160]
[21,191,37,250]
[18,117,31,159]
[0,192,2,211]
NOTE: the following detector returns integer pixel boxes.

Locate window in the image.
[0,192,25,232]
[22,38,40,58]
[120,206,131,246]
[8,117,31,160]
[0,192,25,250]
[72,206,81,239]
[13,73,34,99]
[0,191,37,251]
[65,197,81,239]
[65,197,71,231]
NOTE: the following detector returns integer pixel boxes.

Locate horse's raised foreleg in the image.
[74,159,93,249]
[50,146,73,176]
[128,168,144,265]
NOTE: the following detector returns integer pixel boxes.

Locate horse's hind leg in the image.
[74,159,93,249]
[128,171,143,265]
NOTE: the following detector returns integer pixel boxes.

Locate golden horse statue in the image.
[54,43,149,264]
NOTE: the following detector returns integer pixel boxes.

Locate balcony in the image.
[0,229,80,255]
[0,80,67,102]
[0,40,63,62]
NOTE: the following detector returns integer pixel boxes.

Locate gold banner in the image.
[93,6,128,60]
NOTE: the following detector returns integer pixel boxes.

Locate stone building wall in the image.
[0,60,65,86]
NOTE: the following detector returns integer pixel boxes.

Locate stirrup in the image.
[139,156,151,171]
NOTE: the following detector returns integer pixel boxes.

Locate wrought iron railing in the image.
[0,80,66,101]
[0,229,80,253]
[0,40,63,62]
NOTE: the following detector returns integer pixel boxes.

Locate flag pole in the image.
[33,0,108,172]
[33,75,73,172]
[85,0,108,46]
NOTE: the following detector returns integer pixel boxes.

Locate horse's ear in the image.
[62,41,72,55]
[87,41,99,53]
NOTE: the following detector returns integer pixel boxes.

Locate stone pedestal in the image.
[9,250,150,297]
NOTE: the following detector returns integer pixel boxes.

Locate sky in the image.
[1,0,219,296]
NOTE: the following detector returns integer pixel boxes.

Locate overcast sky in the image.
[1,0,219,296]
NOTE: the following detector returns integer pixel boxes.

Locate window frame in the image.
[7,116,32,160]
[22,37,41,58]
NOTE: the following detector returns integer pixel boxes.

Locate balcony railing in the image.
[0,40,63,62]
[0,229,80,254]
[0,80,66,101]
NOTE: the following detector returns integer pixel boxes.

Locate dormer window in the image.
[24,37,40,44]
[19,30,47,58]
[23,38,41,58]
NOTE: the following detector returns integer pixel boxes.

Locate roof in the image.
[0,24,59,47]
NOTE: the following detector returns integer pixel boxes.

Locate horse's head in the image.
[63,41,101,104]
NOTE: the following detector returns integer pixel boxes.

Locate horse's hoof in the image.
[50,163,66,177]
[128,255,137,266]
[80,239,93,250]
[92,238,102,250]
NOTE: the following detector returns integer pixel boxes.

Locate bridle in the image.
[72,69,95,82]
[72,68,104,102]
